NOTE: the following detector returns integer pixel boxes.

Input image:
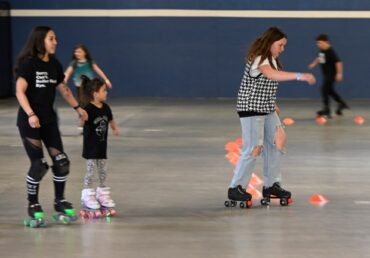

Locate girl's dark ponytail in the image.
[80,75,91,106]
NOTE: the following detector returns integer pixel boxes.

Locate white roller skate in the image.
[79,188,102,219]
[96,187,116,217]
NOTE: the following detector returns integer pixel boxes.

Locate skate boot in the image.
[52,199,78,224]
[316,108,331,118]
[96,187,116,217]
[79,188,102,219]
[261,182,293,206]
[224,185,252,209]
[24,203,47,228]
[335,103,350,116]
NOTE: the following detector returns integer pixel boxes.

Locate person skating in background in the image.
[64,44,112,131]
[308,34,349,117]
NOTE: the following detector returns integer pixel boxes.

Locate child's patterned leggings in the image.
[84,159,107,188]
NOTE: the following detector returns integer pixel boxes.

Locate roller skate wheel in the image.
[288,198,293,203]
[87,211,94,220]
[224,201,230,207]
[79,210,86,217]
[231,200,237,207]
[246,200,252,208]
[51,214,58,222]
[260,198,269,206]
[29,220,38,228]
[110,209,116,216]
[239,202,245,209]
[280,198,288,206]
[95,210,102,218]
[60,215,70,224]
[23,219,30,227]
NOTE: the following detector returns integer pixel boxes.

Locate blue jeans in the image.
[230,112,284,188]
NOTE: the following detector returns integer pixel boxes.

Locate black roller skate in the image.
[335,103,350,116]
[224,185,252,209]
[316,109,331,119]
[261,182,293,206]
[52,199,78,224]
[24,203,47,228]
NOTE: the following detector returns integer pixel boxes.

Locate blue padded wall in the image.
[9,1,370,97]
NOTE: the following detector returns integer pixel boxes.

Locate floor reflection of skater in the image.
[79,75,119,218]
[308,34,349,117]
[226,27,315,208]
[14,26,88,226]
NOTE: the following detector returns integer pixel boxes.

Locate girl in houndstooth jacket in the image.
[227,27,315,207]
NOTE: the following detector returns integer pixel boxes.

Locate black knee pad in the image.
[52,153,70,177]
[28,159,49,182]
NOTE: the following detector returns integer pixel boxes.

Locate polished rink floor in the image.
[0,97,369,258]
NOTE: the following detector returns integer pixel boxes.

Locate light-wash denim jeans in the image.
[230,111,284,188]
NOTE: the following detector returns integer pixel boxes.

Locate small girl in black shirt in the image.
[79,75,119,218]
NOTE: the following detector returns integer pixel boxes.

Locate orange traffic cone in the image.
[283,117,295,126]
[309,194,329,206]
[247,184,262,199]
[250,173,263,186]
[353,115,365,125]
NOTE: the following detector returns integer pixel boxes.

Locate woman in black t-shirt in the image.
[14,26,88,227]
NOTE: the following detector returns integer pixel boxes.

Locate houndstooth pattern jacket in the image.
[237,62,278,113]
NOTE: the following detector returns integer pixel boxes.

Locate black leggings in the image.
[19,121,68,203]
[18,121,64,160]
[321,79,345,108]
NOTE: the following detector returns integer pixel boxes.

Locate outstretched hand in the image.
[302,73,316,85]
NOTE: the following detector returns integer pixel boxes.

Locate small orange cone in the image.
[247,184,262,198]
[309,194,329,204]
[315,116,327,125]
[283,117,295,126]
[224,142,240,152]
[225,151,240,166]
[353,115,365,125]
[235,138,243,146]
[250,173,263,186]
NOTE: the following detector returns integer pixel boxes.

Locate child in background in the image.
[64,44,112,131]
[308,34,349,117]
[79,75,119,218]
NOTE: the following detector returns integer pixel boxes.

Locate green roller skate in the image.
[24,203,47,228]
[52,199,78,224]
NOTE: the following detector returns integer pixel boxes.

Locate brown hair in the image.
[14,26,53,77]
[316,34,329,42]
[80,75,105,106]
[246,27,287,70]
